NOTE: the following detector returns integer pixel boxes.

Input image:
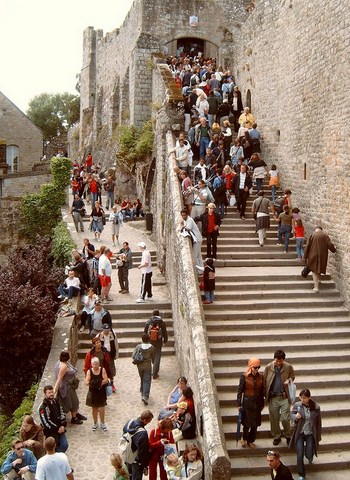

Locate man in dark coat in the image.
[144,310,168,380]
[304,227,336,293]
[231,164,252,219]
[195,202,222,259]
[266,451,294,480]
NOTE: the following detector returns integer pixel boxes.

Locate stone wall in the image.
[150,62,231,479]
[32,312,79,423]
[234,0,350,305]
[0,91,43,172]
[0,171,51,197]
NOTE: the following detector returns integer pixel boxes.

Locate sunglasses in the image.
[15,446,24,451]
[252,366,261,370]
[267,450,278,457]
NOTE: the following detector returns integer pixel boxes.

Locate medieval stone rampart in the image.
[149,62,231,479]
[234,0,350,305]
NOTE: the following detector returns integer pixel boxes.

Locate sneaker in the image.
[101,299,109,304]
[119,290,124,293]
[136,298,145,303]
[240,216,245,220]
[71,416,83,425]
[276,243,283,246]
[106,296,113,301]
[92,423,98,431]
[76,413,87,421]
[146,297,154,302]
[100,423,108,431]
[79,326,85,332]
[203,300,211,304]
[273,438,281,446]
[313,287,319,293]
[142,397,148,405]
[121,290,129,294]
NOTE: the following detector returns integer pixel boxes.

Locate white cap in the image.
[138,241,146,248]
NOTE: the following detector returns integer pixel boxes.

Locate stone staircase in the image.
[77,249,175,360]
[201,194,350,478]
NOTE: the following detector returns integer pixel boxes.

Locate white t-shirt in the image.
[141,249,152,274]
[98,254,112,276]
[35,452,72,480]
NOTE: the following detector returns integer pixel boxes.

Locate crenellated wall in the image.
[233,0,350,305]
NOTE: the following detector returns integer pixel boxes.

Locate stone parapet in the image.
[32,304,79,422]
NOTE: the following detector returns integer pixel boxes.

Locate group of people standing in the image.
[238,350,322,480]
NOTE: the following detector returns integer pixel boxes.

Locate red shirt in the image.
[89,179,98,193]
[295,225,305,238]
[207,212,216,233]
[86,154,93,167]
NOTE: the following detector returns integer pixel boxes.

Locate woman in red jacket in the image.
[149,418,175,480]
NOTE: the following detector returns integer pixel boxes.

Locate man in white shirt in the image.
[58,271,80,301]
[98,247,113,303]
[179,209,203,272]
[35,437,74,480]
[136,242,153,303]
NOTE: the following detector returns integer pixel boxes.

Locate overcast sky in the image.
[0,0,134,113]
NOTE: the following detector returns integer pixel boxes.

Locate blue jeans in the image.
[199,137,210,158]
[278,224,292,252]
[58,285,80,299]
[122,208,134,222]
[56,433,68,453]
[296,237,304,258]
[90,192,98,205]
[256,178,263,194]
[138,367,152,400]
[106,191,114,209]
[204,291,215,302]
[271,185,276,202]
[296,433,314,477]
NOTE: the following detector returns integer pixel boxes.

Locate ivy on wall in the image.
[115,120,154,171]
[20,156,71,241]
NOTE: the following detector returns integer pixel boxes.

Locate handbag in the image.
[288,379,297,403]
[229,195,237,207]
[71,377,80,389]
[132,345,144,365]
[106,381,113,397]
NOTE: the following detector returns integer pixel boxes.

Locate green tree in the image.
[27,92,80,142]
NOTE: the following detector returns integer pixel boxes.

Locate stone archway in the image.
[164,37,219,59]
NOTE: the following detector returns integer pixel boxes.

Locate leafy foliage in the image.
[20,157,71,241]
[51,221,77,267]
[0,384,38,464]
[115,120,154,171]
[0,239,61,415]
[27,92,80,142]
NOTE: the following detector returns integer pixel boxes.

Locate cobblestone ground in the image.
[64,205,180,478]
[67,356,179,479]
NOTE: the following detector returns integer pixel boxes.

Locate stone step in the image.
[212,279,334,289]
[104,303,172,312]
[204,306,349,320]
[211,344,350,364]
[210,288,339,299]
[212,273,332,282]
[203,296,343,309]
[214,258,303,266]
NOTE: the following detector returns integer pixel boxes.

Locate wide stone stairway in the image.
[202,194,350,479]
[77,249,175,360]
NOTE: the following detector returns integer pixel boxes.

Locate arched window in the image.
[6,145,19,172]
[246,89,252,110]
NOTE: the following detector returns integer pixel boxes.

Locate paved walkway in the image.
[63,203,180,479]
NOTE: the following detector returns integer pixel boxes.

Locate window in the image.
[6,145,19,172]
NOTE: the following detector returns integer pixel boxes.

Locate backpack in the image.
[132,345,144,365]
[118,420,145,464]
[274,196,285,214]
[213,177,226,198]
[148,320,162,342]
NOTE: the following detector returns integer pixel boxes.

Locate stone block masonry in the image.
[234,0,350,306]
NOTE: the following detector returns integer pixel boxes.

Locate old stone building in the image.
[0,91,43,172]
